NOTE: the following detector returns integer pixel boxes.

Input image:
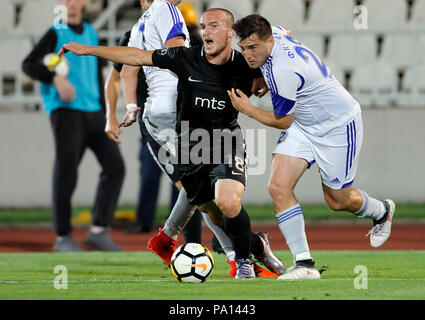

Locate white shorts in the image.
[273,112,363,190]
[143,112,177,156]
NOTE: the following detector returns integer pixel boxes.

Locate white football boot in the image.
[366,199,396,248]
[277,261,321,281]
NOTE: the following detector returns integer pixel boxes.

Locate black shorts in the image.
[137,112,183,183]
[180,128,247,205]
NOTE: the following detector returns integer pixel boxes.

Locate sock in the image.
[250,232,264,258]
[163,188,195,239]
[355,190,387,221]
[276,203,312,262]
[201,212,236,261]
[224,207,251,260]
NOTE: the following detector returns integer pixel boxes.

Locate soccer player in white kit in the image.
[229,14,396,280]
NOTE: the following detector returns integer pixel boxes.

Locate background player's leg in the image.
[182,210,202,244]
[50,109,85,252]
[201,212,235,260]
[134,141,162,233]
[163,186,196,239]
[85,111,125,251]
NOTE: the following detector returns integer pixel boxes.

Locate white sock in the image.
[276,203,312,262]
[201,212,235,261]
[163,188,195,240]
[355,190,386,221]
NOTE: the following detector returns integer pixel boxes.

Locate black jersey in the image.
[151,45,261,132]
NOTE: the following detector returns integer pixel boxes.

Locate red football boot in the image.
[147,228,177,266]
[226,259,237,277]
[253,261,280,278]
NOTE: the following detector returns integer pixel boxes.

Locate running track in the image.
[0,223,424,253]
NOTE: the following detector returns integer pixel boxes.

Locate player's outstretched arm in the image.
[58,43,154,67]
[228,88,293,130]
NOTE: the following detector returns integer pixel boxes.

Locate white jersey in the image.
[261,26,360,136]
[128,0,190,117]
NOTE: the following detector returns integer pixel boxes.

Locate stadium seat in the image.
[0,38,32,74]
[257,0,305,31]
[327,34,377,72]
[410,0,425,27]
[363,0,408,29]
[295,34,325,58]
[84,0,104,14]
[307,0,354,30]
[0,1,16,33]
[206,0,254,21]
[402,63,425,105]
[380,34,419,70]
[350,61,398,107]
[17,0,58,36]
[0,38,33,103]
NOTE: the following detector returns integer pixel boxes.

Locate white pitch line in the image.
[1,278,425,285]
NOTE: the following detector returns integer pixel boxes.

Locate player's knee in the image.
[215,195,240,218]
[325,195,346,211]
[267,179,291,200]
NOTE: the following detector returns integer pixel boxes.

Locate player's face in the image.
[200,11,234,57]
[140,0,152,11]
[60,0,85,16]
[239,33,274,69]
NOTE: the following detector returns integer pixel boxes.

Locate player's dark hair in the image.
[233,14,272,41]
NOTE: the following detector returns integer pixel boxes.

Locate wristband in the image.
[126,103,138,111]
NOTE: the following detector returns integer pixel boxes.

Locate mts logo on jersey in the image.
[194,96,226,110]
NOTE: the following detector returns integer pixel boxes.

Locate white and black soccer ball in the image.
[170,243,214,283]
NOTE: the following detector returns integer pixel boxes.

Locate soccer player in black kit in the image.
[59,8,285,279]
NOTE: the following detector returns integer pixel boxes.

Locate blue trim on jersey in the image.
[342,179,354,189]
[166,22,185,41]
[272,92,296,116]
[350,122,354,169]
[166,2,180,24]
[166,2,177,24]
[353,120,357,157]
[295,72,305,91]
[270,60,279,94]
[346,123,351,177]
[345,120,357,177]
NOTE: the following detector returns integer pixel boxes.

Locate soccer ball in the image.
[43,53,69,76]
[170,243,214,283]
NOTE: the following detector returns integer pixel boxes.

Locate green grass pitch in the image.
[0,250,424,300]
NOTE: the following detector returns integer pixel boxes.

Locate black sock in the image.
[250,232,264,257]
[224,206,251,260]
[296,259,315,267]
[375,201,389,224]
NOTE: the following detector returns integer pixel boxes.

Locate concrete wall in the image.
[1,108,424,207]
